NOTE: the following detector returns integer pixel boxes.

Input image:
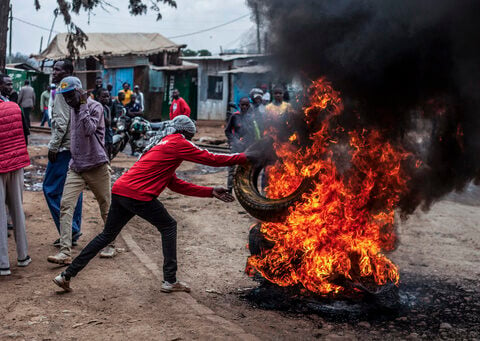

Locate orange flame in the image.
[248,78,410,295]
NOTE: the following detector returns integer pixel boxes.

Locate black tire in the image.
[248,223,274,256]
[234,162,317,222]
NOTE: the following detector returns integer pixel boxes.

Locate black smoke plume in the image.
[248,0,480,214]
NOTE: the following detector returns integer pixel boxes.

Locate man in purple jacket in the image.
[47,77,114,264]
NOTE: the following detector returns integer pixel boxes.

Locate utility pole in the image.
[47,8,59,45]
[254,3,261,54]
[264,33,268,54]
[39,36,43,54]
[8,4,12,63]
[0,0,10,72]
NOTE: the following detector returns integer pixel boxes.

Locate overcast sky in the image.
[10,0,254,56]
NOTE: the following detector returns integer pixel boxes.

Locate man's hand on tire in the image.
[212,187,235,203]
[245,149,263,165]
[48,150,57,163]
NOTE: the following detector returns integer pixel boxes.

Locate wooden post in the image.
[8,4,12,63]
[0,0,10,72]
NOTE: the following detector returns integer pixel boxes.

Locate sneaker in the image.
[53,238,61,247]
[47,252,72,265]
[17,256,32,267]
[53,273,71,292]
[160,280,191,293]
[99,246,116,258]
[0,268,11,276]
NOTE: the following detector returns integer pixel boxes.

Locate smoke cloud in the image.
[248,0,480,214]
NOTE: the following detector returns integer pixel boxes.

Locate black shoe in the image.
[53,238,61,247]
[72,231,82,246]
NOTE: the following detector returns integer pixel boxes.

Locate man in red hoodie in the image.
[169,89,191,120]
[53,115,259,293]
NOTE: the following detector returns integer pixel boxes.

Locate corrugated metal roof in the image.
[150,61,198,71]
[181,54,266,62]
[219,65,271,74]
[33,33,183,60]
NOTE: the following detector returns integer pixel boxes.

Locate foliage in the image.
[182,49,198,57]
[197,49,212,56]
[33,0,178,58]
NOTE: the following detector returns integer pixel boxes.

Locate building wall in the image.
[232,73,271,105]
[162,70,197,121]
[103,67,134,97]
[197,60,230,120]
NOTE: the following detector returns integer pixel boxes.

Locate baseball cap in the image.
[57,76,82,94]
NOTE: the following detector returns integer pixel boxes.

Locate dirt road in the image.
[1,130,479,340]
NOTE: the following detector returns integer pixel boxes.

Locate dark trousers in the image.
[22,107,32,128]
[65,194,178,282]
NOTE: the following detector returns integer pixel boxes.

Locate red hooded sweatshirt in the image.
[112,133,247,201]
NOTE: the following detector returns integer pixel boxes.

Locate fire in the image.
[247,79,410,295]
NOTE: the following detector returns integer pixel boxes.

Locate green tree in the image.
[182,49,198,57]
[197,49,212,57]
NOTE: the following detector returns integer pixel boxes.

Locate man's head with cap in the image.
[172,115,196,140]
[57,76,85,109]
[250,88,264,105]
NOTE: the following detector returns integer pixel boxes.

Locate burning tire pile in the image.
[234,0,480,338]
[235,79,408,301]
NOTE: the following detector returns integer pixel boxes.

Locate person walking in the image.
[98,88,114,160]
[0,73,32,276]
[43,60,83,249]
[40,85,51,127]
[47,76,114,265]
[17,80,36,128]
[133,85,144,111]
[52,115,259,292]
[169,89,191,120]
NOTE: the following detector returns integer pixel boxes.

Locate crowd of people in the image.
[224,85,293,193]
[0,59,261,294]
[0,59,290,291]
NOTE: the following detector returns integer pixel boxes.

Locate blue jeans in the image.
[40,109,51,127]
[43,151,82,235]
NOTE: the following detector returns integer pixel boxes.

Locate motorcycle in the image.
[111,114,166,159]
